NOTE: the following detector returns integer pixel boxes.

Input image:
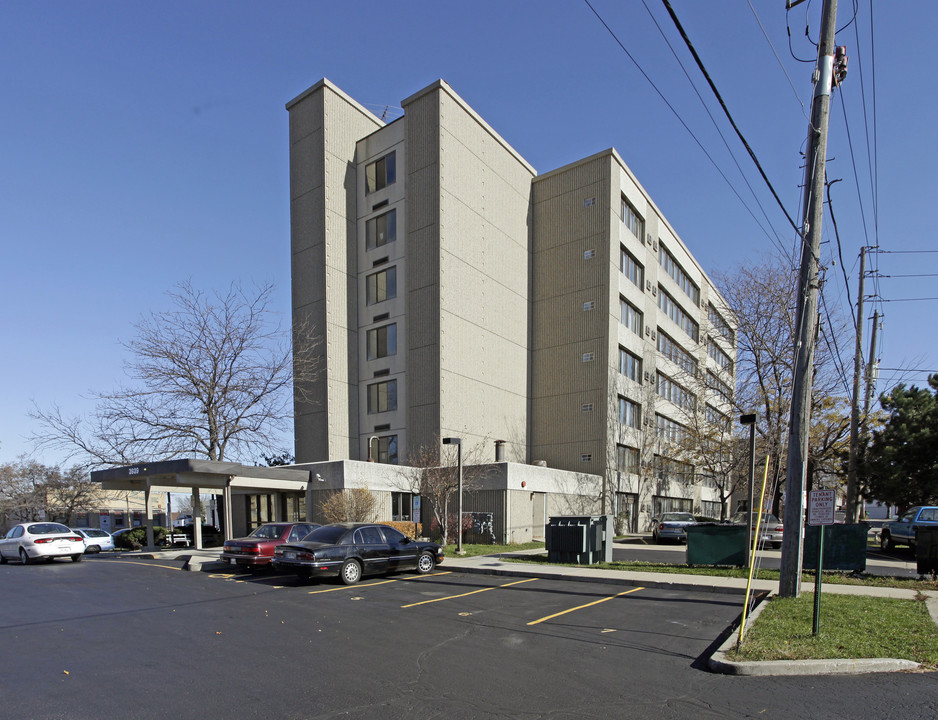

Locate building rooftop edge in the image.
[285,78,385,131]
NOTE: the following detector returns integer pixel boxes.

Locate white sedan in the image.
[0,522,86,564]
[71,527,115,553]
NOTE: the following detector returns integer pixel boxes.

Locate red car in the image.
[221,522,320,569]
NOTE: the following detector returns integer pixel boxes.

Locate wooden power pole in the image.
[846,248,866,523]
[778,0,839,598]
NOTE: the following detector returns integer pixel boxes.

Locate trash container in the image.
[545,515,613,564]
[685,524,746,567]
[916,526,938,576]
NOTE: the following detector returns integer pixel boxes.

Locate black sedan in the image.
[272,522,444,584]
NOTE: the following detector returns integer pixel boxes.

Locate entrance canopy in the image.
[90,459,315,549]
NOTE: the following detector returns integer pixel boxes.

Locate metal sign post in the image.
[808,489,836,635]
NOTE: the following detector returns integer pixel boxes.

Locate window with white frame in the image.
[620,246,644,288]
[706,371,733,402]
[655,413,688,443]
[619,347,642,382]
[621,197,644,239]
[366,266,397,305]
[708,303,736,344]
[707,339,733,373]
[391,491,412,521]
[658,287,699,342]
[618,396,641,429]
[657,331,698,376]
[367,323,397,360]
[656,372,696,412]
[620,297,643,336]
[617,445,641,474]
[366,209,396,249]
[366,152,396,193]
[659,242,700,306]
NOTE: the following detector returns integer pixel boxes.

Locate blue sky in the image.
[2,1,935,464]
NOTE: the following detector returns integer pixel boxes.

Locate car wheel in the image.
[340,559,362,585]
[71,553,82,563]
[86,545,100,554]
[0,553,7,564]
[19,548,31,565]
[416,551,435,574]
[880,533,894,551]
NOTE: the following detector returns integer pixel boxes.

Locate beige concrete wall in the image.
[288,80,384,462]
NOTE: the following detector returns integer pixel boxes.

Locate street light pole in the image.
[442,437,464,554]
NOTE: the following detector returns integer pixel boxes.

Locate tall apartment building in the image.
[287,78,736,527]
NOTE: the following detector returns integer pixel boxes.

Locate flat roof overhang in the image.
[90,459,312,494]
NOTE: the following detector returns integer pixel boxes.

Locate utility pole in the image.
[858,310,880,517]
[778,0,839,599]
[845,247,866,523]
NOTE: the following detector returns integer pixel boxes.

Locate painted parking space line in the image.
[526,586,644,626]
[306,571,452,594]
[401,578,538,608]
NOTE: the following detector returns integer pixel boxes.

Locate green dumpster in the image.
[916,526,938,576]
[685,524,746,566]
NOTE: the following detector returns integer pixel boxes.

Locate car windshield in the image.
[303,525,349,545]
[249,524,287,539]
[662,513,695,522]
[27,523,71,535]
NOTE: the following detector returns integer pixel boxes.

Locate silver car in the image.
[731,512,784,549]
[71,527,115,553]
[652,512,697,543]
[0,522,86,564]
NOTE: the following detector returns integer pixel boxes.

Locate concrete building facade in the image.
[287,79,736,531]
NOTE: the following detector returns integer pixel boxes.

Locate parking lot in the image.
[2,555,937,719]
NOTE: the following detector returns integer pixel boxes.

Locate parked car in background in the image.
[651,513,697,543]
[71,528,115,553]
[730,511,784,549]
[0,522,85,564]
[273,522,444,584]
[221,522,320,569]
[880,506,938,550]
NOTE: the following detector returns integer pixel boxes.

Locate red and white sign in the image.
[807,489,836,526]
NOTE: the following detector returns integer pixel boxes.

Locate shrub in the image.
[320,488,377,523]
[114,526,170,550]
[380,521,422,539]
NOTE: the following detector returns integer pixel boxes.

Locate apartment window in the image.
[367,323,397,360]
[652,496,693,517]
[657,372,696,412]
[366,266,397,305]
[617,445,640,474]
[366,209,397,250]
[655,414,688,444]
[584,249,596,259]
[658,287,699,342]
[707,339,733,373]
[391,492,412,521]
[621,197,644,239]
[657,331,698,376]
[366,151,396,193]
[652,455,695,483]
[705,404,730,429]
[620,247,644,288]
[618,396,641,429]
[620,297,643,336]
[708,303,736,344]
[367,379,397,414]
[706,371,733,402]
[658,243,700,306]
[619,347,642,382]
[375,435,399,464]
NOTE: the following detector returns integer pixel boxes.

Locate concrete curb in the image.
[707,590,923,675]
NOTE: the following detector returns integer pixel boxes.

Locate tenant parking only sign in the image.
[807,489,836,526]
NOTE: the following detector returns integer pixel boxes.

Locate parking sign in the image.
[807,489,836,526]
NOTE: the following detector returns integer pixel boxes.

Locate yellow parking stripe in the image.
[401,578,537,608]
[526,586,644,626]
[98,560,182,571]
[308,579,399,594]
[400,571,451,580]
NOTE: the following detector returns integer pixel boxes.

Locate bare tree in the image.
[0,459,106,526]
[31,280,320,467]
[320,488,378,523]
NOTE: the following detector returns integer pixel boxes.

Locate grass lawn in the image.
[727,593,938,667]
[442,542,544,558]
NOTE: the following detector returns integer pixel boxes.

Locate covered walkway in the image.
[90,459,317,550]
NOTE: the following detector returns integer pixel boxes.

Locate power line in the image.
[659,0,801,234]
[880,297,938,303]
